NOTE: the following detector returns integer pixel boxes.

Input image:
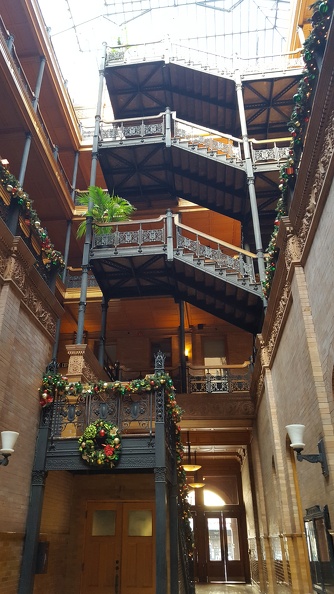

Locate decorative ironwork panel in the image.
[93,223,165,249]
[176,230,254,280]
[88,391,119,425]
[50,393,86,436]
[120,392,152,431]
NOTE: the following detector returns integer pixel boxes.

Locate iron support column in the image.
[18,132,32,187]
[32,56,46,111]
[52,220,72,360]
[7,133,32,234]
[18,409,51,594]
[62,220,72,284]
[7,34,14,52]
[71,151,79,202]
[77,43,107,344]
[169,457,179,594]
[235,71,266,296]
[98,297,108,367]
[179,301,187,393]
[155,352,167,594]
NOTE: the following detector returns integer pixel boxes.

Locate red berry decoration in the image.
[99,429,105,437]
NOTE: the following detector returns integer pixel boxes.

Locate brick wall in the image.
[0,231,62,594]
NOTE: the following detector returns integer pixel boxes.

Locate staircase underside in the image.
[89,251,264,335]
[98,142,281,251]
[104,60,302,137]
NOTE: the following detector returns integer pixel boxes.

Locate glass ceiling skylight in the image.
[38,0,292,106]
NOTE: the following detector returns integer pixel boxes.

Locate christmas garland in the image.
[0,162,65,271]
[262,0,333,299]
[78,420,122,467]
[39,370,194,556]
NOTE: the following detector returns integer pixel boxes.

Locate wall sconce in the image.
[0,431,19,466]
[286,424,329,477]
[184,349,189,362]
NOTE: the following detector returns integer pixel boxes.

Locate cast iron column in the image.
[98,296,109,367]
[76,43,106,344]
[52,220,72,359]
[18,405,52,594]
[154,351,167,594]
[169,446,179,594]
[8,55,46,234]
[71,151,79,202]
[235,69,266,301]
[179,300,187,393]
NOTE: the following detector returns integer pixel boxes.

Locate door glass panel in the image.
[226,517,240,560]
[207,517,221,561]
[92,510,116,536]
[128,510,152,536]
[305,521,318,561]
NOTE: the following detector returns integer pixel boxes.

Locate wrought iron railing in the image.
[250,138,291,167]
[187,363,251,393]
[50,388,156,438]
[174,117,243,162]
[105,40,304,77]
[91,212,258,286]
[97,110,290,170]
[65,268,99,288]
[92,214,167,251]
[100,113,165,141]
[174,214,257,283]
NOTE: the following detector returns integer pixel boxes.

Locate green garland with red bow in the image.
[262,0,333,299]
[0,162,65,271]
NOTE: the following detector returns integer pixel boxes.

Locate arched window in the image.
[187,489,225,507]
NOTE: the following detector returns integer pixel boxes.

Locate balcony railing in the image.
[187,364,251,393]
[105,363,251,395]
[96,111,290,171]
[105,40,303,78]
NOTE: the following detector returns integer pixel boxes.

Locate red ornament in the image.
[99,429,105,437]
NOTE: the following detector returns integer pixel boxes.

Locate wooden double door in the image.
[82,501,155,594]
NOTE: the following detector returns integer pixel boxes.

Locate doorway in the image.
[81,501,155,594]
[204,511,245,583]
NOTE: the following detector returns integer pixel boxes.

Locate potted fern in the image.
[76,186,136,239]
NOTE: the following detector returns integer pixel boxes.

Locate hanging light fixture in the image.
[183,432,201,472]
[188,453,205,489]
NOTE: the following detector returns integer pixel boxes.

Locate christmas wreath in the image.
[78,420,122,467]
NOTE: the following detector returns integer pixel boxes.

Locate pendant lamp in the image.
[183,432,201,472]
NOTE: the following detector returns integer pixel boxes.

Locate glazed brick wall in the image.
[34,472,74,594]
[0,281,54,594]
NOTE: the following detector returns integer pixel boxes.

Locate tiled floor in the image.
[195,584,258,594]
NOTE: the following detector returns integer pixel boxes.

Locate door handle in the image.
[115,560,119,594]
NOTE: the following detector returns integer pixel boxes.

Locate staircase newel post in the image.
[166,209,174,261]
[238,252,245,277]
[154,351,168,594]
[165,106,172,147]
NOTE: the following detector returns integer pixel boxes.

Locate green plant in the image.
[76,186,136,239]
